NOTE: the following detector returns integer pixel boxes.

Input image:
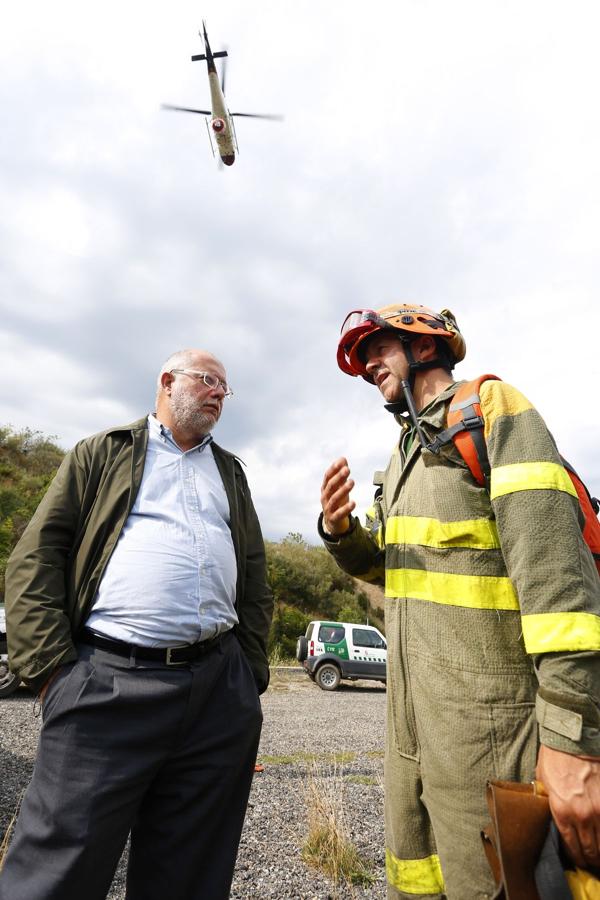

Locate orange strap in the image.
[447,374,500,487]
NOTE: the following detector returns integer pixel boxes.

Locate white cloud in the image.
[1,0,599,539]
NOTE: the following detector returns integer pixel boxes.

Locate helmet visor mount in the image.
[337,309,391,375]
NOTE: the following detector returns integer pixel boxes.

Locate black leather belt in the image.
[80,628,223,665]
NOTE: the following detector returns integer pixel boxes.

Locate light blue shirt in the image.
[87,415,238,646]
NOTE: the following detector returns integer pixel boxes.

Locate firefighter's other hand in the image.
[537,743,600,868]
[321,457,356,536]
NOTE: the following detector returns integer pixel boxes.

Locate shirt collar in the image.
[148,414,213,453]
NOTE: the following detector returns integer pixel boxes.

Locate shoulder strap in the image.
[561,457,600,514]
[448,375,501,489]
[431,374,501,490]
[561,457,600,569]
[439,377,600,575]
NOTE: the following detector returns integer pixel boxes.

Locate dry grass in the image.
[259,750,356,766]
[301,762,374,891]
[344,774,378,786]
[267,652,303,690]
[0,792,22,872]
[267,646,297,667]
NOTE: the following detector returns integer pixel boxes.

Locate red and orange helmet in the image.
[337,304,466,379]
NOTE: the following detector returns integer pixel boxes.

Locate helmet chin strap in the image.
[383,341,441,454]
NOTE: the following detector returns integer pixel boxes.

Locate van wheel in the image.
[315,663,341,692]
[296,636,308,663]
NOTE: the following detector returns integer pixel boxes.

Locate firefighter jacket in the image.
[320,379,600,758]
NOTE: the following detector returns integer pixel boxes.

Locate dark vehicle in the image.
[0,604,19,698]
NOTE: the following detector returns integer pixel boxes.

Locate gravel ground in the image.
[0,669,387,899]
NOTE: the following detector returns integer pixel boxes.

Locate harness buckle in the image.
[460,413,485,431]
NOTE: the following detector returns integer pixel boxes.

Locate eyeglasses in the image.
[169,369,234,397]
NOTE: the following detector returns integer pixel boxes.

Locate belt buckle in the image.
[165,647,188,666]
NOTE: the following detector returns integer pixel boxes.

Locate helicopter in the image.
[162,22,282,166]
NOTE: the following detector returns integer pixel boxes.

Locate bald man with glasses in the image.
[2,349,273,900]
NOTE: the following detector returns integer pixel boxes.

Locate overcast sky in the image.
[2,0,600,541]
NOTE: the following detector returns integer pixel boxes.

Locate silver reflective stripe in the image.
[449,393,480,411]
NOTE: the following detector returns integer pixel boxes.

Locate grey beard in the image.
[170,392,218,436]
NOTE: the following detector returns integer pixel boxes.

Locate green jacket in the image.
[6,417,274,694]
[321,380,600,756]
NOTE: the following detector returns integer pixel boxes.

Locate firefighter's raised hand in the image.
[321,457,356,536]
[537,743,600,869]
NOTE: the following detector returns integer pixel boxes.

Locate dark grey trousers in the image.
[0,631,262,900]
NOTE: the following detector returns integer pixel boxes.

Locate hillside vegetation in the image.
[266,533,384,657]
[0,426,383,651]
[0,427,65,598]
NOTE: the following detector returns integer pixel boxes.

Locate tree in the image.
[269,603,310,657]
[0,426,65,598]
[264,534,384,655]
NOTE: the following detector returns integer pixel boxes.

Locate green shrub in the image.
[265,533,384,654]
[0,427,64,599]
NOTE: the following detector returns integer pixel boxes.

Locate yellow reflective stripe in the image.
[479,380,534,439]
[566,866,600,900]
[386,568,519,610]
[374,529,385,550]
[522,613,600,653]
[366,506,385,550]
[386,848,445,895]
[491,462,577,500]
[386,515,500,550]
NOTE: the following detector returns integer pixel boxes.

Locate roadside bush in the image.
[265,534,381,655]
[0,427,64,599]
[269,603,310,658]
[336,601,366,625]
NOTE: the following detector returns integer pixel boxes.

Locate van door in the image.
[351,627,387,678]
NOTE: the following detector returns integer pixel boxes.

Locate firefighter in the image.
[319,305,600,899]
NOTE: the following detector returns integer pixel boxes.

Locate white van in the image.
[296,620,387,691]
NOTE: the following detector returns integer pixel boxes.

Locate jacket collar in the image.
[115,416,243,535]
[389,381,465,473]
[211,442,242,584]
[387,381,464,432]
